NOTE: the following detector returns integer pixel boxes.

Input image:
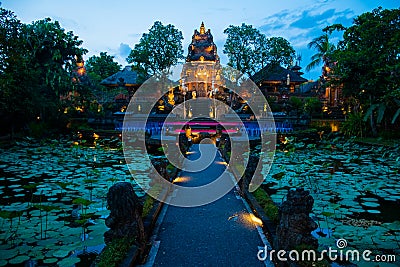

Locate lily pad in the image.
[361,201,380,208]
[366,209,381,214]
[58,257,81,267]
[43,258,58,264]
[383,221,400,231]
[53,249,70,258]
[0,249,19,260]
[9,255,30,264]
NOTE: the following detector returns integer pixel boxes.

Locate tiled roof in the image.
[251,64,308,84]
[100,66,139,86]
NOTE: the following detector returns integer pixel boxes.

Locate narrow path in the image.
[146,144,271,266]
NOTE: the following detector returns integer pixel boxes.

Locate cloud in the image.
[49,15,83,31]
[290,9,335,29]
[256,4,356,79]
[119,43,132,58]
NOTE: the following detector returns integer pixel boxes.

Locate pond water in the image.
[0,139,151,266]
[261,138,400,266]
[1,137,399,266]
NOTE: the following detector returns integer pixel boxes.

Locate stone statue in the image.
[104,182,145,248]
[275,188,318,263]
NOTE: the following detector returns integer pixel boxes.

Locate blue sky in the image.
[2,0,399,80]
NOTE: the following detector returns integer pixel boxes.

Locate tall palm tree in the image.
[306,34,335,72]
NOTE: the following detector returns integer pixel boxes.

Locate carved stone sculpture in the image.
[275,188,318,255]
[104,182,145,247]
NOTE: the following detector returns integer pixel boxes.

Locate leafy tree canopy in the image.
[223,23,264,76]
[0,7,87,135]
[263,37,295,68]
[335,7,400,100]
[86,52,121,84]
[223,23,295,76]
[127,21,184,76]
[325,7,400,135]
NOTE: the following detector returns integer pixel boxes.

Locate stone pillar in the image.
[104,182,145,247]
[275,188,318,265]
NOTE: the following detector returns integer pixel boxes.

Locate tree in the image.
[24,18,87,100]
[263,37,295,68]
[0,8,87,136]
[0,8,38,137]
[86,52,121,84]
[334,7,400,136]
[306,34,335,72]
[84,52,122,108]
[224,23,296,76]
[127,21,183,76]
[306,24,345,72]
[223,23,264,76]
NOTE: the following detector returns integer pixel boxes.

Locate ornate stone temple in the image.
[181,22,223,99]
[179,22,226,119]
[186,22,219,63]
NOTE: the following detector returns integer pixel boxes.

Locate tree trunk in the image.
[370,114,378,137]
[369,95,378,137]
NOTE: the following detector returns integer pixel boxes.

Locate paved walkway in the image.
[145,144,272,267]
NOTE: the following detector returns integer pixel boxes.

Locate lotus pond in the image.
[0,139,151,266]
[0,136,399,266]
[261,137,400,266]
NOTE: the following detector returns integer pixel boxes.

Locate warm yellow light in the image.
[215,161,228,166]
[231,212,263,228]
[168,90,175,105]
[77,68,85,76]
[173,176,190,183]
[330,122,339,132]
[93,133,100,139]
[249,213,263,226]
[185,127,192,138]
[185,151,196,155]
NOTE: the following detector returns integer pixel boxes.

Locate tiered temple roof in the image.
[186,22,219,63]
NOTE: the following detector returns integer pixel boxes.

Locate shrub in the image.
[252,188,279,224]
[341,112,367,137]
[97,237,134,267]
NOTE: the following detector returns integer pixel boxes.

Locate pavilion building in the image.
[250,64,308,95]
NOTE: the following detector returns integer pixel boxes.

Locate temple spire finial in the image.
[200,22,205,34]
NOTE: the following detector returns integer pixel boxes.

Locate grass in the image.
[252,187,279,224]
[142,196,155,218]
[142,183,163,218]
[97,237,134,267]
